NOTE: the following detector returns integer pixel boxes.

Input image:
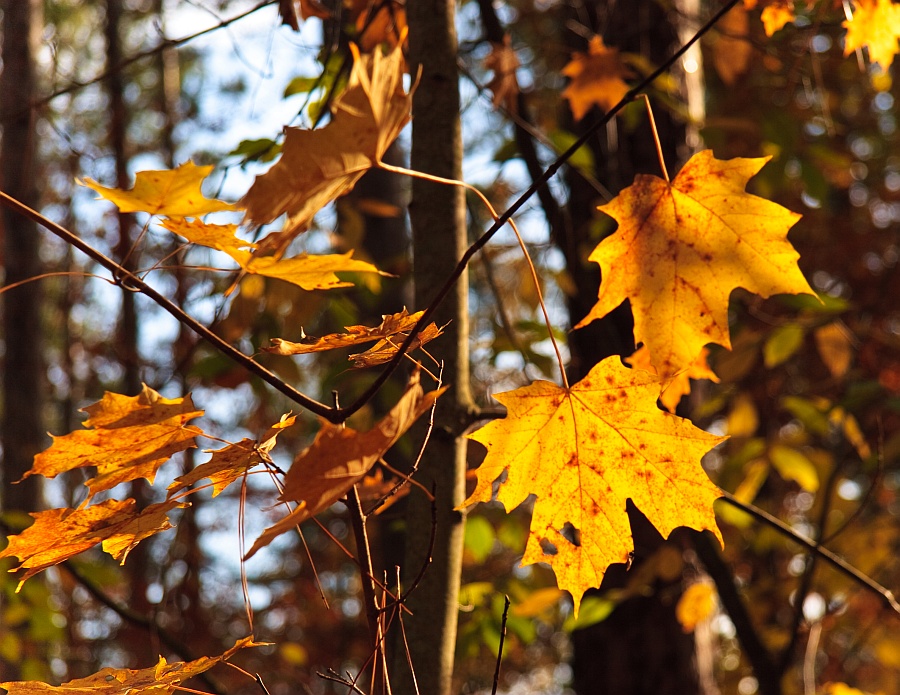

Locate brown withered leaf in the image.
[0,636,263,695]
[245,371,444,558]
[349,321,444,367]
[168,415,297,498]
[242,42,411,255]
[561,36,634,121]
[264,309,441,362]
[0,499,185,589]
[485,35,520,113]
[355,1,407,52]
[24,385,203,501]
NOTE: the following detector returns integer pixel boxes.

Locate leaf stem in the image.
[377,161,569,388]
[639,94,669,183]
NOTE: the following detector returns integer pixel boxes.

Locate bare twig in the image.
[491,596,511,695]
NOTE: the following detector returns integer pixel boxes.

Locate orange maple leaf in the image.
[242,42,411,255]
[625,345,719,413]
[0,499,185,589]
[246,371,444,558]
[744,0,796,36]
[82,161,237,217]
[264,308,444,366]
[0,636,262,695]
[844,0,900,69]
[561,36,634,121]
[168,415,297,498]
[575,150,816,379]
[23,385,203,500]
[462,357,725,613]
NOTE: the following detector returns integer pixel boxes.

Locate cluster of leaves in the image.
[2,0,900,692]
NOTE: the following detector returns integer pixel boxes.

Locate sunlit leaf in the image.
[561,36,633,121]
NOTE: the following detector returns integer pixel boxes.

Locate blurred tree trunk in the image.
[560,1,700,694]
[392,2,470,695]
[0,0,46,680]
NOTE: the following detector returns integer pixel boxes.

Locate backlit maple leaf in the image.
[744,0,796,36]
[575,150,816,379]
[23,385,203,500]
[561,36,633,121]
[246,371,444,558]
[232,249,388,291]
[82,161,237,217]
[0,636,262,695]
[160,218,256,257]
[844,0,900,69]
[625,345,719,413]
[242,42,411,254]
[462,357,725,613]
[0,499,185,589]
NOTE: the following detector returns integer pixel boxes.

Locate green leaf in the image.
[548,130,595,177]
[464,515,495,563]
[781,396,831,436]
[284,76,322,98]
[763,324,805,367]
[563,595,617,631]
[769,444,819,492]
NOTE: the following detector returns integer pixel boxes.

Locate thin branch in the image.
[719,491,900,615]
[491,596,511,695]
[340,0,744,418]
[0,192,335,418]
[6,1,279,124]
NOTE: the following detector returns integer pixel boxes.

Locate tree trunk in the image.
[393,3,470,695]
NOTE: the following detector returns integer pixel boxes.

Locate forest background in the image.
[0,1,898,695]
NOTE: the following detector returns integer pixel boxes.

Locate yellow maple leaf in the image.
[625,345,719,413]
[242,42,411,255]
[246,371,444,558]
[461,357,725,613]
[160,218,256,257]
[168,415,296,498]
[561,36,634,121]
[0,636,262,695]
[0,499,185,589]
[82,161,237,217]
[232,249,387,291]
[844,0,900,69]
[575,150,816,379]
[675,581,717,632]
[23,385,203,500]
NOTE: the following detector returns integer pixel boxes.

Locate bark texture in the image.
[393,2,471,694]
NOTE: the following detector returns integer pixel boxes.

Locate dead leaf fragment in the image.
[242,42,411,254]
[0,636,263,695]
[844,0,900,69]
[575,150,816,379]
[24,385,203,500]
[461,357,725,613]
[485,35,520,113]
[246,371,444,558]
[82,161,237,217]
[561,36,633,120]
[0,499,185,589]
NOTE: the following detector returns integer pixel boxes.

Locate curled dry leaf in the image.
[24,384,203,501]
[265,308,443,367]
[242,41,411,255]
[561,36,633,121]
[461,357,725,614]
[245,371,445,558]
[0,499,186,589]
[484,35,520,113]
[0,636,264,695]
[82,161,237,218]
[168,415,297,498]
[576,150,816,379]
